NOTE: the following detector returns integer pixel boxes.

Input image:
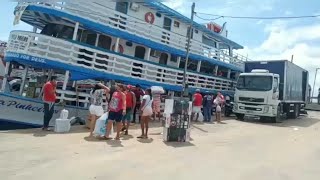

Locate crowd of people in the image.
[41,78,228,140]
[87,83,157,139]
[192,89,226,123]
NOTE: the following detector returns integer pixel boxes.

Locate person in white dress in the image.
[88,83,110,137]
[138,89,153,139]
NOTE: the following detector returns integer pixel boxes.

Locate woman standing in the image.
[214,92,224,123]
[105,84,126,140]
[88,83,110,137]
[138,89,153,139]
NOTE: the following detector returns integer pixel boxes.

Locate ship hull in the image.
[0,93,88,130]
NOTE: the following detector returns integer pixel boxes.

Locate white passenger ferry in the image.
[1,1,249,128]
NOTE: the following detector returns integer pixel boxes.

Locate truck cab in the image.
[234,69,281,121]
[233,60,308,123]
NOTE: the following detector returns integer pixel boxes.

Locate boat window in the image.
[159,53,168,65]
[134,46,146,59]
[116,2,128,14]
[202,35,217,48]
[163,17,172,31]
[170,55,178,62]
[40,23,62,37]
[80,30,97,46]
[200,61,214,74]
[187,59,197,71]
[126,41,133,47]
[156,12,162,17]
[174,21,180,28]
[41,23,75,40]
[132,46,145,77]
[57,26,74,40]
[98,35,112,50]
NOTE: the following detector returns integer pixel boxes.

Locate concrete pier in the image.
[1,113,320,180]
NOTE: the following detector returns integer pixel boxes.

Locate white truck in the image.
[233,60,309,122]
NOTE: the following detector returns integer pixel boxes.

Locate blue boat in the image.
[1,1,248,128]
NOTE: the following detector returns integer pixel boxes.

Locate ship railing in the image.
[6,31,236,92]
[56,89,109,108]
[56,89,169,113]
[16,2,248,68]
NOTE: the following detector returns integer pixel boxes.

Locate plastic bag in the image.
[151,86,165,94]
[216,105,222,112]
[93,112,113,137]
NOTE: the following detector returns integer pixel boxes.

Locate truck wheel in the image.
[272,106,282,123]
[236,113,244,121]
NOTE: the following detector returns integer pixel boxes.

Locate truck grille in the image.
[239,97,264,103]
[244,107,262,111]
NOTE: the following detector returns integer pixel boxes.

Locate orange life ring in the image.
[112,44,124,54]
[145,12,155,24]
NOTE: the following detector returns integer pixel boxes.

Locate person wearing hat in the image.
[192,89,203,122]
[203,91,214,122]
[121,85,136,135]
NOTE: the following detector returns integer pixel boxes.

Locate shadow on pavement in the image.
[137,138,154,144]
[1,122,164,137]
[121,134,134,141]
[191,124,209,133]
[0,125,88,137]
[83,136,103,142]
[163,141,195,148]
[240,115,320,128]
[106,139,124,147]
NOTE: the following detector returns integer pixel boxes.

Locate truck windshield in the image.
[236,75,272,91]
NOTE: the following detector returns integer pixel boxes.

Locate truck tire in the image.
[236,113,244,121]
[272,105,282,123]
[287,104,296,119]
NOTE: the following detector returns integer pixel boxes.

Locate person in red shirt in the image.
[192,89,203,122]
[42,76,57,131]
[121,85,136,135]
[104,84,126,140]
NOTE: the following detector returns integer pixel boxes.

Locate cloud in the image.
[236,20,320,96]
[260,23,320,54]
[162,0,188,14]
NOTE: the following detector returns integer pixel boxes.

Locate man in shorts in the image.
[122,85,136,135]
[192,89,203,122]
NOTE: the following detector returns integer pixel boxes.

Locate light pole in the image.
[182,2,195,97]
[311,68,320,103]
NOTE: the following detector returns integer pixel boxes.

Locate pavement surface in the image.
[306,103,320,111]
[1,112,320,180]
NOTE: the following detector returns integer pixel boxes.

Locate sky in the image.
[1,0,320,95]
